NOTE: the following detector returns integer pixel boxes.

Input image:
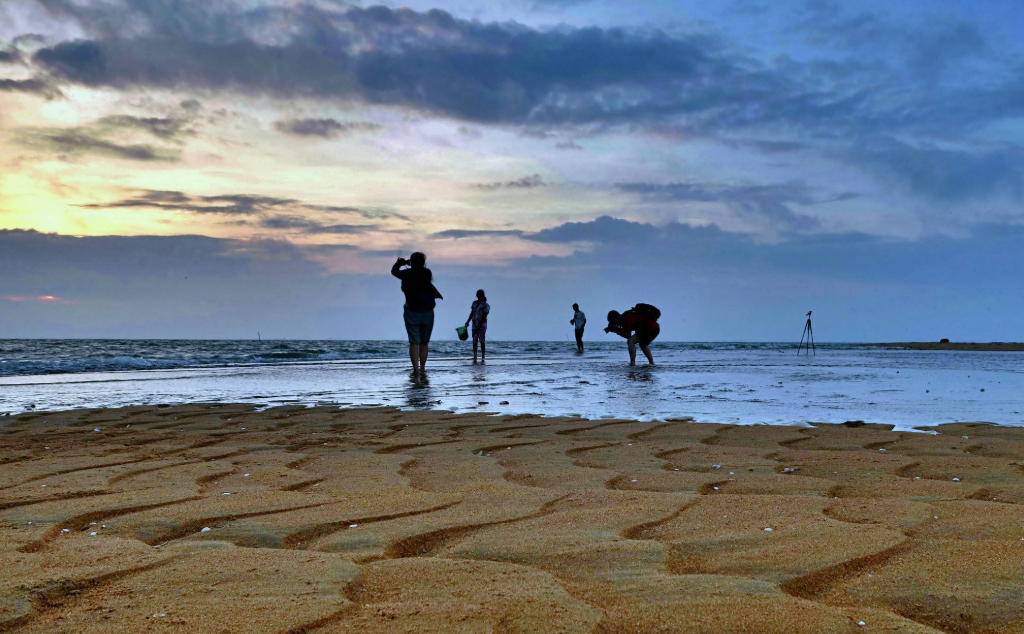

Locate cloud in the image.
[27,6,739,126]
[527,215,673,244]
[510,214,1024,294]
[80,190,290,214]
[0,50,21,63]
[531,0,592,8]
[18,129,180,161]
[475,174,545,191]
[96,114,194,141]
[430,228,525,239]
[77,189,409,227]
[0,77,62,98]
[841,138,1024,202]
[10,0,1024,214]
[793,2,987,84]
[555,140,583,150]
[259,215,380,234]
[617,181,832,231]
[274,117,382,138]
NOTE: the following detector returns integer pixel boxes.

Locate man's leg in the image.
[575,328,584,353]
[640,343,654,365]
[409,343,420,371]
[627,335,639,365]
[419,344,429,371]
[480,337,485,361]
[472,340,478,363]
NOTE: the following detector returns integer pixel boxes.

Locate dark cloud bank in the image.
[4,218,1024,340]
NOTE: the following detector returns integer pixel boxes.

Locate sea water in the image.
[1,340,1022,430]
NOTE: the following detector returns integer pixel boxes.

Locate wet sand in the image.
[2,405,1024,633]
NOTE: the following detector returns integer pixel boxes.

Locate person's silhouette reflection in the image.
[405,371,434,409]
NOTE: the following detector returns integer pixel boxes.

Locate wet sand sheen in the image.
[2,405,1024,633]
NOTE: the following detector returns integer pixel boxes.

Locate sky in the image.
[1,0,1023,341]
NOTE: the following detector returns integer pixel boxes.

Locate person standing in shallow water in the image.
[570,303,586,353]
[464,289,489,364]
[392,252,442,373]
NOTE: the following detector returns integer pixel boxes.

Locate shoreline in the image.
[3,404,1023,633]
[874,341,1024,351]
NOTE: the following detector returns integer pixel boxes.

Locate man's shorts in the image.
[404,307,434,345]
[636,321,660,346]
[472,321,487,344]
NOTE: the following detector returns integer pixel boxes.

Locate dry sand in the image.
[2,405,1024,633]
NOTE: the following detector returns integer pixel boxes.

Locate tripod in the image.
[797,311,815,356]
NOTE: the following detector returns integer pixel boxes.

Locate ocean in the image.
[1,339,1022,430]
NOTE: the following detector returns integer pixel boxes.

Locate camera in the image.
[397,257,408,265]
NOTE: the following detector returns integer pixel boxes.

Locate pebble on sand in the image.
[200,527,211,533]
[763,527,773,532]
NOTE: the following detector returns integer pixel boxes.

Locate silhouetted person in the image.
[464,289,489,363]
[570,303,586,353]
[605,303,660,365]
[392,252,442,373]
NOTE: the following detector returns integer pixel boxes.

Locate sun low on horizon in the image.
[2,0,1023,341]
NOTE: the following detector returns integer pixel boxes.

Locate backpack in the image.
[632,303,661,321]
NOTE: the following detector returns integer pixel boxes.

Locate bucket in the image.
[455,325,469,341]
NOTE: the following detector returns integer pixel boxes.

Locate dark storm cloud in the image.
[0,50,21,63]
[19,129,179,161]
[475,174,545,191]
[274,117,382,138]
[617,181,835,231]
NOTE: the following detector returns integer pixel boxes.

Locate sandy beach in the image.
[2,405,1023,633]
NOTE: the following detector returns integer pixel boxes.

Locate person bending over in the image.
[464,289,490,364]
[570,303,586,353]
[392,252,442,373]
[605,303,660,365]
